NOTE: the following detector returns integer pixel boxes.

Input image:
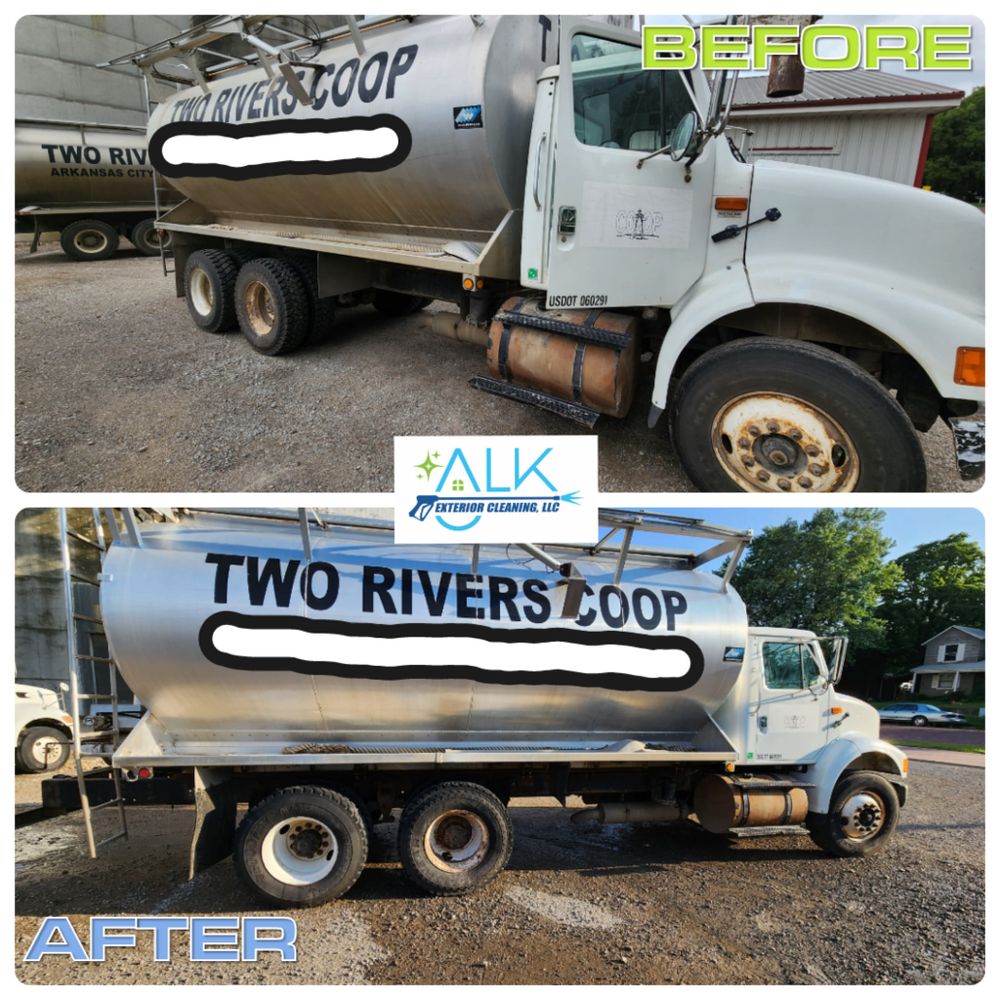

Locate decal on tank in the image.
[149,116,412,180]
[198,611,706,693]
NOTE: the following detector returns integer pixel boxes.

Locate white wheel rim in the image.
[190,268,215,317]
[711,392,860,492]
[74,230,108,254]
[30,736,61,767]
[839,792,886,841]
[260,815,338,886]
[424,810,490,873]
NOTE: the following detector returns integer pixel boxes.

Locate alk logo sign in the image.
[394,436,597,543]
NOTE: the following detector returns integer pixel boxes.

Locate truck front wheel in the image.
[184,249,241,333]
[235,259,310,355]
[668,338,927,492]
[234,785,368,907]
[398,781,513,896]
[806,771,900,858]
[60,220,119,261]
[16,725,70,773]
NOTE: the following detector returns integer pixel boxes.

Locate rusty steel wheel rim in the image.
[839,791,886,841]
[711,392,860,492]
[244,279,276,338]
[424,810,490,873]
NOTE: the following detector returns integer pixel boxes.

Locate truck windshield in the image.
[571,34,693,153]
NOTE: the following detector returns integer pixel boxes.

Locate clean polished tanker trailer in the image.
[104,15,985,493]
[15,119,175,260]
[99,507,908,907]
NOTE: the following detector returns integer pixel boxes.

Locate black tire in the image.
[235,258,310,355]
[397,781,513,896]
[807,770,900,858]
[373,290,431,317]
[183,249,241,333]
[17,726,70,773]
[288,259,337,344]
[912,715,928,727]
[234,785,368,907]
[130,219,172,256]
[60,220,119,261]
[668,337,927,493]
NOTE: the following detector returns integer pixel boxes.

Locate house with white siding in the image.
[910,625,985,699]
[730,69,964,187]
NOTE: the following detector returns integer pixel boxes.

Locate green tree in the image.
[879,533,985,672]
[721,509,901,650]
[923,86,985,204]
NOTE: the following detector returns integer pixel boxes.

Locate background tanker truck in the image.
[95,507,907,907]
[15,119,175,260]
[104,14,985,493]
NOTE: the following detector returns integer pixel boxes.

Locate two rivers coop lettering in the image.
[196,553,705,693]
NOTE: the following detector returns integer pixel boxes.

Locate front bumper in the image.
[949,417,985,481]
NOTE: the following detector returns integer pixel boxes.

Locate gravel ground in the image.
[14,760,984,985]
[15,247,978,493]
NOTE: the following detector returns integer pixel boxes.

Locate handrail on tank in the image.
[99,506,752,591]
[97,15,407,92]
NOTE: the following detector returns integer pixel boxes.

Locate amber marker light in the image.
[462,277,475,290]
[715,197,749,212]
[954,346,985,386]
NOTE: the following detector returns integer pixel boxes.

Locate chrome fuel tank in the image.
[15,120,163,210]
[101,512,749,746]
[146,15,555,234]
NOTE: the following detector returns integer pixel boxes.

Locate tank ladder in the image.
[58,508,129,858]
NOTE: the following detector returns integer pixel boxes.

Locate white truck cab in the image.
[523,19,984,491]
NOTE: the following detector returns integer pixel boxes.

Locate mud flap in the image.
[189,766,238,879]
[949,417,985,481]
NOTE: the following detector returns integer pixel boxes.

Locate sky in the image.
[629,507,984,565]
[643,14,984,93]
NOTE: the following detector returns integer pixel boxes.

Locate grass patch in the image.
[886,739,984,754]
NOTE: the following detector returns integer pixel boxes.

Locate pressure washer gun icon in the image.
[409,496,439,521]
[408,492,582,522]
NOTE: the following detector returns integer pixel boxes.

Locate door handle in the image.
[533,131,548,208]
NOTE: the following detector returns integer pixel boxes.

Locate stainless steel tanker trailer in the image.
[99,507,908,907]
[15,119,176,260]
[103,14,985,492]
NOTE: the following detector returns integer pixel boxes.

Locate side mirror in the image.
[670,112,698,162]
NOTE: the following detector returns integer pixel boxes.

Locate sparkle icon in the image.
[415,450,442,481]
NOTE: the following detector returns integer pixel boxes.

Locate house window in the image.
[932,672,957,690]
[942,644,959,662]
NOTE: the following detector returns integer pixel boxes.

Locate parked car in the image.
[878,703,968,727]
[14,683,74,772]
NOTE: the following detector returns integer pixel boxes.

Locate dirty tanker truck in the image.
[102,508,908,906]
[107,15,985,493]
[15,119,174,260]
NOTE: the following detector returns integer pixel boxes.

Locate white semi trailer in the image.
[100,508,907,907]
[15,119,176,260]
[104,15,985,492]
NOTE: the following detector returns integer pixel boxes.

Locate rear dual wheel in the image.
[669,337,927,493]
[60,220,119,261]
[398,781,513,896]
[235,785,368,906]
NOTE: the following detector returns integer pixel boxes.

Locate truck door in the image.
[750,636,832,765]
[544,21,715,309]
